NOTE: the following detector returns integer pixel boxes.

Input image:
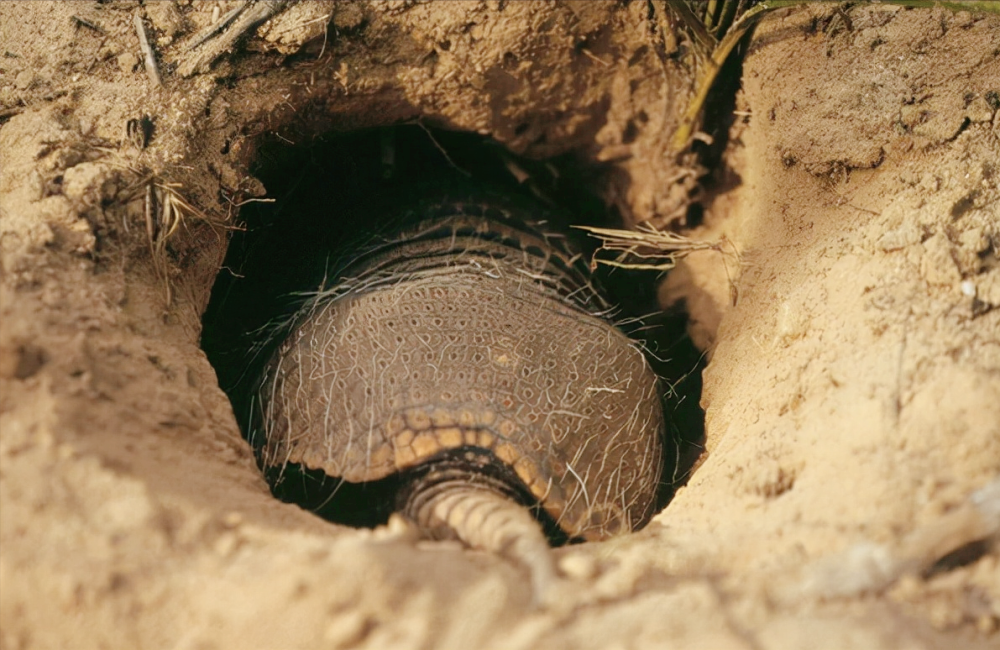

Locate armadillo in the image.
[253,193,664,600]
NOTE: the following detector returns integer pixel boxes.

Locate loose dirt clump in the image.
[1,2,998,649]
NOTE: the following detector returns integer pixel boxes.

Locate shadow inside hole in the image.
[200,125,705,536]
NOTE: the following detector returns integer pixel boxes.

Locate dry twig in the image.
[133,12,162,87]
[178,0,289,77]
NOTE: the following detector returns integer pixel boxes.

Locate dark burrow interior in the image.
[200,125,706,543]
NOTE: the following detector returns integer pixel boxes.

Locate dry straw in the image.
[575,224,736,272]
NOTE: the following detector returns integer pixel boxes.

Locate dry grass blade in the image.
[670,1,782,152]
[668,0,717,59]
[575,224,735,271]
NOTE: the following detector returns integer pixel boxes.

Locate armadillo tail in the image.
[403,479,559,606]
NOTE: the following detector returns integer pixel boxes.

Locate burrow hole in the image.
[200,125,705,540]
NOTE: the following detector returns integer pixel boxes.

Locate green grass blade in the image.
[670,0,719,58]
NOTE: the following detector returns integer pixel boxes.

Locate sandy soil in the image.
[1,2,998,649]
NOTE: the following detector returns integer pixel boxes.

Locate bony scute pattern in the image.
[257,199,663,570]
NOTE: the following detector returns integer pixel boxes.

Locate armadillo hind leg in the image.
[402,478,559,605]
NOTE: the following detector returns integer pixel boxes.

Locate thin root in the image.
[142,180,232,304]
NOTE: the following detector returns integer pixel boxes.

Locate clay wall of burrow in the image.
[657,6,1000,636]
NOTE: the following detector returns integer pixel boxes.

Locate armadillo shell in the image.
[256,201,664,541]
